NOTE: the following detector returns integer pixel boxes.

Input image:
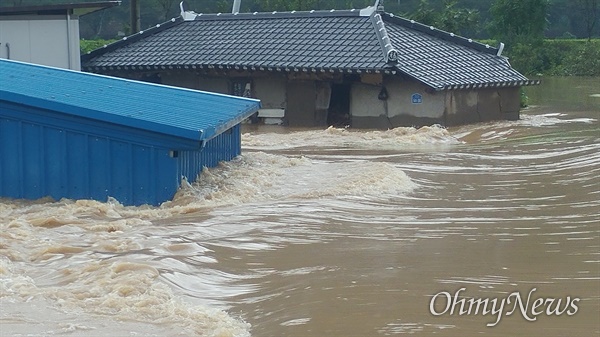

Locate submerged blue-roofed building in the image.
[0,59,260,206]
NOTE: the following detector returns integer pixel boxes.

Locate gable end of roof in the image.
[81,16,184,63]
[382,13,500,56]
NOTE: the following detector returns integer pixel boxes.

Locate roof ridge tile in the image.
[370,12,399,65]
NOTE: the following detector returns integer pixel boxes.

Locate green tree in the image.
[408,0,438,26]
[489,0,549,45]
[577,0,599,40]
[155,0,178,20]
[436,0,479,34]
[407,0,479,35]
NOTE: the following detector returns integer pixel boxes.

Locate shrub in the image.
[561,42,600,76]
[80,39,116,55]
[502,39,600,76]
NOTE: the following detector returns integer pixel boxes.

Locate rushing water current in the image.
[1,78,599,337]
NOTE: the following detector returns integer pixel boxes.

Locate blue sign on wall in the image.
[411,93,423,104]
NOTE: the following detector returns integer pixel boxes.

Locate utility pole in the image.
[232,0,241,14]
[130,0,140,34]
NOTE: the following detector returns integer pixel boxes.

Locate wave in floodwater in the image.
[453,112,598,142]
[173,152,416,204]
[1,151,416,221]
[1,109,597,337]
[0,150,416,336]
[0,255,250,337]
[242,124,463,150]
[0,208,251,336]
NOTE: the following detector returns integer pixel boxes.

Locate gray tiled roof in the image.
[82,9,538,91]
[382,14,532,90]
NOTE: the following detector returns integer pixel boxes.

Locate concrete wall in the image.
[285,80,318,127]
[350,76,445,128]
[0,15,81,70]
[445,87,521,125]
[130,71,521,128]
[161,71,199,90]
[197,77,229,94]
[254,76,286,109]
[386,79,445,119]
[160,73,230,94]
[350,82,385,126]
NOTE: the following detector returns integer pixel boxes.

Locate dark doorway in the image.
[327,83,351,127]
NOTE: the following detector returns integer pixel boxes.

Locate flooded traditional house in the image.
[0,59,260,206]
[82,2,539,128]
[0,1,120,70]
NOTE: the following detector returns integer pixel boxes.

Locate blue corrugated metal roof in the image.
[0,59,260,142]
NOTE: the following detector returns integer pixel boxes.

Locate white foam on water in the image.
[1,213,251,336]
[453,112,598,143]
[0,256,38,299]
[1,151,415,219]
[45,260,250,336]
[171,152,416,204]
[1,297,242,337]
[280,317,311,326]
[242,125,462,150]
[0,254,251,337]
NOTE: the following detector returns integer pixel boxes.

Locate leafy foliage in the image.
[559,41,600,75]
[2,0,598,40]
[489,0,549,46]
[80,39,117,54]
[486,39,600,76]
[407,0,479,35]
[436,1,479,34]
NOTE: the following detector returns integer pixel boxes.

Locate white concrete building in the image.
[0,1,119,70]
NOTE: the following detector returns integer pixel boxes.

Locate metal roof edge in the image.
[0,100,204,152]
[1,59,261,144]
[0,1,120,16]
[208,102,262,140]
[0,90,205,143]
[382,12,500,56]
[82,16,184,63]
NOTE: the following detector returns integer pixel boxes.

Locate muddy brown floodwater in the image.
[1,77,599,337]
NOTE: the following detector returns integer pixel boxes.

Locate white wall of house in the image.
[0,15,81,70]
[350,78,445,120]
[197,77,229,94]
[350,82,384,117]
[385,80,445,119]
[254,76,286,110]
[445,87,521,124]
[161,71,199,90]
[132,71,521,127]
